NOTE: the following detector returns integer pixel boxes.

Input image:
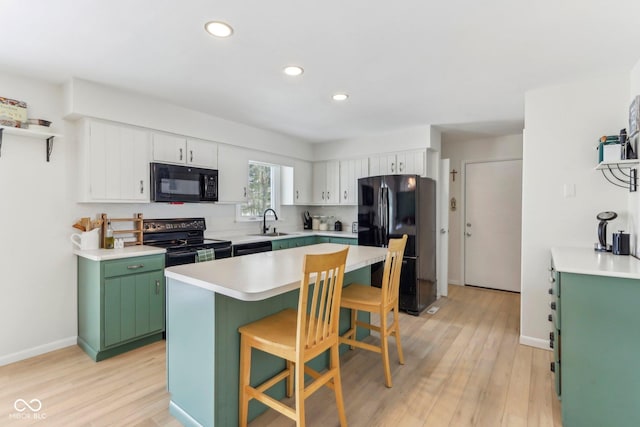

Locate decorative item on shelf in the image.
[621,128,637,160]
[0,96,27,128]
[99,213,144,248]
[25,118,52,132]
[629,95,640,137]
[598,135,620,163]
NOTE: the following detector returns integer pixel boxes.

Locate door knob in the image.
[466,232,472,237]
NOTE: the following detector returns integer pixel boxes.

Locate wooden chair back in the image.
[381,235,408,308]
[296,248,349,358]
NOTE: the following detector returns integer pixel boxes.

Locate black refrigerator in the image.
[357,175,436,315]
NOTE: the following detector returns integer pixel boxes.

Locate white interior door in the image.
[438,158,450,297]
[464,159,522,292]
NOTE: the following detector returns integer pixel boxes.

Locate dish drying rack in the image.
[99,213,143,248]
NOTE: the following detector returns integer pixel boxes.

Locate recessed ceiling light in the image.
[332,93,349,101]
[283,66,304,76]
[204,21,234,38]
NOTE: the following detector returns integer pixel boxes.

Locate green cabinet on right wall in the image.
[551,260,640,426]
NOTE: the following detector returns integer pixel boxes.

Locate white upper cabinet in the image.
[339,157,368,205]
[152,133,218,168]
[294,160,312,205]
[368,150,426,176]
[79,119,151,202]
[312,160,340,204]
[217,144,249,203]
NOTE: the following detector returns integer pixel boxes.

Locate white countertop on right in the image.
[551,247,640,279]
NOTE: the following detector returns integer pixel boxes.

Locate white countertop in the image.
[205,229,358,245]
[165,243,386,301]
[551,247,640,279]
[74,245,166,261]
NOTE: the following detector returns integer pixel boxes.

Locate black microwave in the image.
[150,162,218,203]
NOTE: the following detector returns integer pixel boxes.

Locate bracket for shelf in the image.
[46,136,54,162]
[600,164,637,192]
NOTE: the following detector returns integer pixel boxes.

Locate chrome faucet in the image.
[263,208,278,234]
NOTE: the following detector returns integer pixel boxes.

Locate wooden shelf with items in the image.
[0,125,63,162]
[100,213,143,248]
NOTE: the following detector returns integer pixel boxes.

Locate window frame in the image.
[235,160,281,222]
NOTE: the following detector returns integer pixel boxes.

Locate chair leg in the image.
[393,307,405,365]
[239,335,252,427]
[349,308,357,350]
[286,360,294,398]
[295,360,306,427]
[331,344,348,427]
[380,311,392,388]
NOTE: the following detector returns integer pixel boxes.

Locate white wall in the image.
[0,72,313,365]
[441,134,523,284]
[521,72,629,349]
[0,73,77,364]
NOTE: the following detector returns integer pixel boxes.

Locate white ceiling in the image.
[2,0,640,143]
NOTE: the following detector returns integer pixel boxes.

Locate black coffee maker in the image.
[594,211,617,252]
[303,211,312,230]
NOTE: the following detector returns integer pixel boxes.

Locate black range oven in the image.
[142,218,232,267]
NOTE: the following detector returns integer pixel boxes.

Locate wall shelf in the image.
[596,159,639,192]
[0,125,63,162]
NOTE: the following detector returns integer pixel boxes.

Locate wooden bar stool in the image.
[339,235,408,388]
[238,248,350,427]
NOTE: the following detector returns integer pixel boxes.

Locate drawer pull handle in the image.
[549,331,555,341]
[548,314,553,322]
[550,302,556,310]
[548,288,553,295]
[155,280,160,295]
[127,264,145,270]
[549,340,554,349]
[550,362,555,373]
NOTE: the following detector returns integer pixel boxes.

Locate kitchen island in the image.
[164,243,387,427]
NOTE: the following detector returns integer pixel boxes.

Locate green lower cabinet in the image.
[556,271,640,426]
[78,254,165,361]
[271,236,356,250]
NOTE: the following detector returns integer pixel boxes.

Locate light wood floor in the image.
[0,285,561,426]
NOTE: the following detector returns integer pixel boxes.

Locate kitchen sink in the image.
[248,232,296,237]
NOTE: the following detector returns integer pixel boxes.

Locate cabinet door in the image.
[339,159,356,205]
[368,155,381,176]
[87,121,150,202]
[104,270,164,348]
[152,133,186,164]
[187,139,218,168]
[312,162,327,204]
[325,160,340,204]
[217,144,249,203]
[399,150,425,176]
[385,154,398,174]
[294,160,312,205]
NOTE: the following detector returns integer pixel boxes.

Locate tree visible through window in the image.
[240,162,276,217]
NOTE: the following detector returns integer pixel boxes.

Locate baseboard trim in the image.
[0,336,76,367]
[169,401,203,427]
[448,279,461,285]
[520,335,551,350]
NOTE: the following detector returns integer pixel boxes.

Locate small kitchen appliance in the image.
[303,211,312,229]
[334,220,342,231]
[594,211,618,252]
[612,231,630,255]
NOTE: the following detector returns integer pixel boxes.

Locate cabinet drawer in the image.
[103,255,164,278]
